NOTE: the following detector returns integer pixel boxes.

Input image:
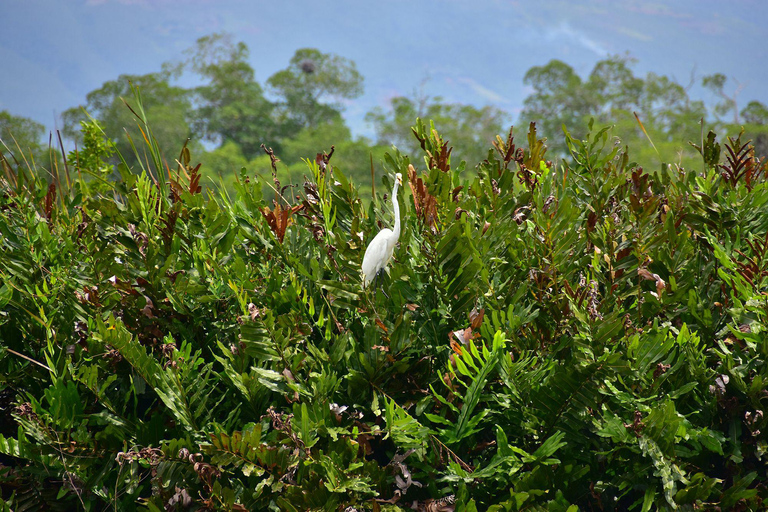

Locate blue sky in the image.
[1,0,767,138]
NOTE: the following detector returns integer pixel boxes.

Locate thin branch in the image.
[261,143,291,206]
[370,153,376,199]
[315,145,335,173]
[5,348,52,372]
[56,130,71,190]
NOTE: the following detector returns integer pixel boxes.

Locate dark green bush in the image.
[1,96,767,511]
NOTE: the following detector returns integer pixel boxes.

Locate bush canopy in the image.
[1,91,767,511]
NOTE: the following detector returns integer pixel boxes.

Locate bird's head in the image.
[395,173,403,186]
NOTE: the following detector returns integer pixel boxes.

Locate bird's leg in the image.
[369,270,387,299]
[374,269,389,300]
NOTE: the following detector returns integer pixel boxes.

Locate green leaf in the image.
[450,331,505,443]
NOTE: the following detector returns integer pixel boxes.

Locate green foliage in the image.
[520,55,709,168]
[366,93,508,169]
[61,70,198,172]
[178,33,280,159]
[2,86,768,512]
[54,34,768,214]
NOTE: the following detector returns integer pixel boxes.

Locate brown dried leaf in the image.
[315,145,335,172]
[469,308,485,330]
[44,183,56,222]
[141,297,155,318]
[638,268,666,296]
[637,268,655,281]
[421,495,457,512]
[303,181,320,205]
[451,327,475,346]
[374,318,388,333]
[513,206,528,225]
[167,270,185,283]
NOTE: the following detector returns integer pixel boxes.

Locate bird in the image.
[362,172,403,287]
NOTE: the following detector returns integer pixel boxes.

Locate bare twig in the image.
[56,130,71,190]
[261,143,280,175]
[261,143,290,206]
[5,348,52,372]
[370,153,376,199]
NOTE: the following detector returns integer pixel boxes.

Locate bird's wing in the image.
[362,228,393,283]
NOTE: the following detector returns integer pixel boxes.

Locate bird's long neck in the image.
[391,181,400,240]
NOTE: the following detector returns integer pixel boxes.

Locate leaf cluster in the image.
[1,92,767,511]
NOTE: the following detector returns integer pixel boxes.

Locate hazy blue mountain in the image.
[1,0,766,139]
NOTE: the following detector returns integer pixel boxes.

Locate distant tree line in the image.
[520,56,768,166]
[2,33,768,191]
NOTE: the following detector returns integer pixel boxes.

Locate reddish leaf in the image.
[260,203,304,243]
[407,164,438,229]
[374,318,388,333]
[43,183,56,222]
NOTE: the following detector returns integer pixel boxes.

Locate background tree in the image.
[701,76,768,160]
[702,73,743,125]
[179,33,279,159]
[741,100,768,126]
[366,93,507,167]
[365,96,423,154]
[200,140,251,182]
[0,110,47,167]
[737,100,768,159]
[520,59,599,152]
[587,56,644,116]
[520,56,707,167]
[267,48,364,132]
[61,72,195,171]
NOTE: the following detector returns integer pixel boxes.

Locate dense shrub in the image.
[1,101,767,511]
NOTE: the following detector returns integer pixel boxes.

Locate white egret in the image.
[362,173,403,287]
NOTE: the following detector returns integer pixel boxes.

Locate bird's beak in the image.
[396,175,403,185]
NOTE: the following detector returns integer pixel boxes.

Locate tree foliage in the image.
[1,87,767,510]
[267,48,364,131]
[0,111,47,166]
[50,35,768,203]
[520,56,710,165]
[60,71,195,170]
[179,33,280,159]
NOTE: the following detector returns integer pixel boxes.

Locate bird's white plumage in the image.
[362,228,395,284]
[362,173,402,286]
